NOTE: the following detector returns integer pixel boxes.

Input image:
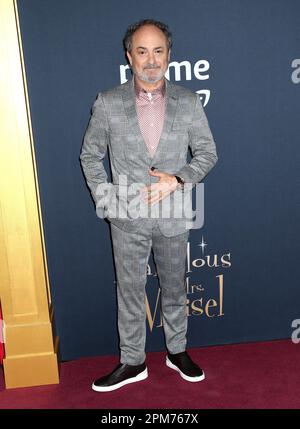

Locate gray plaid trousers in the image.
[110,219,189,365]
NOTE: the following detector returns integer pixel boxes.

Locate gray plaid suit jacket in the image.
[80,78,218,237]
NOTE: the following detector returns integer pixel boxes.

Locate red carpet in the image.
[0,339,299,409]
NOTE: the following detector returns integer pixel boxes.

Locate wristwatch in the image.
[174,175,185,190]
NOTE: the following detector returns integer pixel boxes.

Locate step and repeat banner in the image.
[17,0,300,361]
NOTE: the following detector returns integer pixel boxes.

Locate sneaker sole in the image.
[166,357,205,382]
[92,367,148,392]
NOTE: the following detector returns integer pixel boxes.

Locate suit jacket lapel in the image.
[122,79,151,163]
[152,79,178,165]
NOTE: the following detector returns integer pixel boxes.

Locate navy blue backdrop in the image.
[17,0,300,361]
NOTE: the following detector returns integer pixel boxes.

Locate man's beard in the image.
[131,64,167,84]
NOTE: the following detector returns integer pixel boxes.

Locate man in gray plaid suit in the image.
[80,19,218,392]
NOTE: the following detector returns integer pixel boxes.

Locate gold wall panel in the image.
[0,0,59,388]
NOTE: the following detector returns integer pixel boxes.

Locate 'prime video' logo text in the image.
[120,59,211,106]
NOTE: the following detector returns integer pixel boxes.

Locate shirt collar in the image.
[134,78,166,98]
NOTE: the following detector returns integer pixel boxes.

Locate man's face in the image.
[127,25,170,84]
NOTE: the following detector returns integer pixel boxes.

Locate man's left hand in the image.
[140,169,178,206]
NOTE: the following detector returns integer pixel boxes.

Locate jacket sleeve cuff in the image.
[174,164,199,185]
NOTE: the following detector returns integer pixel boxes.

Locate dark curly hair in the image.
[123,19,172,52]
